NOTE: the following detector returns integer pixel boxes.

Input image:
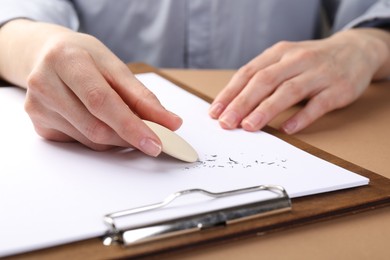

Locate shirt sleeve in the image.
[334,0,390,31]
[0,0,79,30]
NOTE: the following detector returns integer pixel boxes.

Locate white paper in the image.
[0,73,368,257]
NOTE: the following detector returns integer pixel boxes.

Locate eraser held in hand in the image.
[143,120,198,163]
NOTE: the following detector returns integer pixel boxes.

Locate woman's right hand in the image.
[0,19,182,155]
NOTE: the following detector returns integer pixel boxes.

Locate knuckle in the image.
[331,79,358,109]
[314,97,332,112]
[273,41,293,52]
[23,100,59,140]
[34,125,57,140]
[33,125,49,138]
[143,87,158,100]
[133,88,159,111]
[261,99,275,112]
[233,94,250,108]
[281,81,304,98]
[24,93,47,123]
[253,69,277,87]
[335,96,350,108]
[118,62,132,75]
[293,49,318,61]
[42,39,70,64]
[23,96,38,117]
[335,90,354,108]
[43,38,91,69]
[237,64,257,79]
[259,98,283,119]
[85,120,112,144]
[26,71,46,95]
[84,87,107,114]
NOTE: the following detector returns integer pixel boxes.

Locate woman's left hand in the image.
[209,28,390,134]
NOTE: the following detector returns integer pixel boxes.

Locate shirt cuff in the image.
[339,1,390,30]
[0,0,79,30]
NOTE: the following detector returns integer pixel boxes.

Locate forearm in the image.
[0,19,72,88]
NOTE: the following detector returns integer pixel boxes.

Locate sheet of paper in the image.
[0,73,368,257]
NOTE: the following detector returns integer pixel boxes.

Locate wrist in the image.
[0,19,72,87]
[334,28,390,80]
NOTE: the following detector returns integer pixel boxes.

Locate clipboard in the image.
[9,63,390,260]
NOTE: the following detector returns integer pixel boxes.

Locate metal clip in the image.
[103,185,291,246]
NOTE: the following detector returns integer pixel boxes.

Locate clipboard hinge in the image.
[102,185,291,247]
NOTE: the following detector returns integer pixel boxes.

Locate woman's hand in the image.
[209,28,390,134]
[0,20,182,155]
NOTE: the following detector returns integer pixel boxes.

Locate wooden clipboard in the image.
[10,63,390,260]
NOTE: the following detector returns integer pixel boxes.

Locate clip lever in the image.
[103,185,291,246]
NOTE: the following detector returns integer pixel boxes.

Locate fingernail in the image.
[242,113,264,131]
[282,120,297,134]
[209,102,224,118]
[219,111,239,129]
[139,138,162,157]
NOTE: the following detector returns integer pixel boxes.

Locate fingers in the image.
[27,39,177,156]
[53,50,164,156]
[30,67,129,145]
[209,44,284,119]
[98,60,183,131]
[209,38,375,134]
[25,93,116,151]
[280,85,356,134]
[215,49,310,130]
[241,72,324,132]
[19,27,180,155]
